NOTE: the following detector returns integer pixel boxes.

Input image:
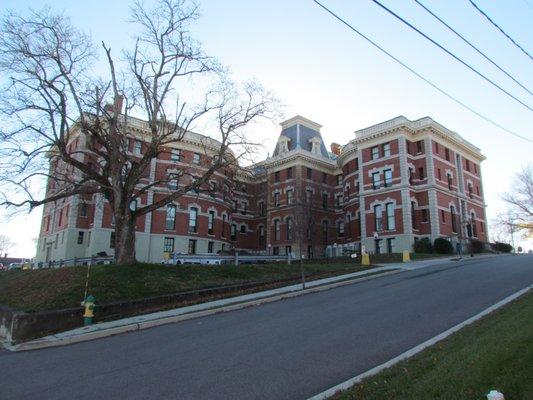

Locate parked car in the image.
[0,263,6,271]
[8,263,22,270]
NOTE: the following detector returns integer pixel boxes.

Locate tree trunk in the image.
[114,213,137,265]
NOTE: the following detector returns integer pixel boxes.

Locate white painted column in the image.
[398,136,413,235]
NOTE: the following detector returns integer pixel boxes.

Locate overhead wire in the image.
[468,0,533,62]
[370,0,533,112]
[413,0,532,96]
[311,0,533,144]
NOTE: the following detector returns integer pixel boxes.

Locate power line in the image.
[468,0,533,62]
[370,0,533,113]
[311,0,533,144]
[413,0,533,97]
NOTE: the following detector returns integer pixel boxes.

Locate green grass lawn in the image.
[0,262,372,312]
[333,291,533,400]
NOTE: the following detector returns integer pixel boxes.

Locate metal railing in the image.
[35,256,115,269]
[164,252,291,266]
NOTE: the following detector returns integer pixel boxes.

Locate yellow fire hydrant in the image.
[82,295,96,326]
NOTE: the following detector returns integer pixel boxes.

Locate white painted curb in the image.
[307,284,533,400]
[6,269,401,352]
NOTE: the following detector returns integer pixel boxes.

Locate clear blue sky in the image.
[1,0,532,255]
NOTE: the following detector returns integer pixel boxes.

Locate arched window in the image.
[286,217,293,240]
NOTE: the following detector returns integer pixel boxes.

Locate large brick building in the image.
[36,115,487,263]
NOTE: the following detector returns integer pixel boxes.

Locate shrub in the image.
[413,237,433,253]
[470,239,484,253]
[491,242,513,253]
[434,238,453,254]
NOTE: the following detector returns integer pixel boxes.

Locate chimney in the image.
[330,142,342,155]
[103,95,124,114]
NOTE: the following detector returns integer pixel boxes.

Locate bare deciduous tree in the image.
[500,164,533,239]
[0,234,15,257]
[0,1,280,264]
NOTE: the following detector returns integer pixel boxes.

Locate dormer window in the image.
[278,136,290,153]
[309,137,322,154]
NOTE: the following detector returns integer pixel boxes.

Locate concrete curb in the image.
[5,268,401,352]
[307,284,533,400]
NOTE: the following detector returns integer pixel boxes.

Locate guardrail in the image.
[34,256,115,269]
[165,252,292,265]
[35,253,292,269]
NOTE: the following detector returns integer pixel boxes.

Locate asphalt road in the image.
[1,255,532,400]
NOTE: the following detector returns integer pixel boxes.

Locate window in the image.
[337,221,345,236]
[193,153,201,164]
[322,220,328,243]
[133,140,142,155]
[382,143,391,157]
[422,209,428,222]
[110,232,115,249]
[188,239,197,254]
[242,203,247,215]
[222,214,227,237]
[465,159,470,171]
[285,246,292,256]
[259,226,265,245]
[437,168,442,181]
[233,200,238,212]
[167,178,178,190]
[188,207,198,233]
[129,199,138,211]
[384,169,392,187]
[416,141,423,154]
[387,238,395,254]
[286,217,293,240]
[375,239,383,254]
[231,224,237,241]
[441,209,446,223]
[386,202,395,230]
[408,168,414,185]
[259,201,265,216]
[471,212,477,237]
[58,209,63,226]
[306,189,313,205]
[335,194,342,207]
[166,204,176,230]
[322,172,327,183]
[208,211,215,235]
[307,168,312,179]
[273,246,279,255]
[240,224,246,234]
[374,204,383,232]
[274,220,280,241]
[274,192,280,207]
[450,206,457,232]
[275,171,280,182]
[346,214,351,237]
[480,221,484,233]
[80,203,88,218]
[435,142,439,154]
[164,237,175,253]
[418,167,425,180]
[171,149,181,161]
[322,193,328,209]
[474,164,478,174]
[447,173,453,190]
[208,241,214,253]
[476,186,480,196]
[77,231,84,245]
[287,167,293,179]
[371,146,379,160]
[411,202,417,229]
[372,172,381,189]
[445,148,450,161]
[286,189,294,205]
[336,175,343,185]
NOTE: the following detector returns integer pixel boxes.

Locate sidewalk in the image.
[376,252,506,270]
[5,266,401,352]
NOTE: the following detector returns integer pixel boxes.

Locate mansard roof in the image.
[272,115,331,159]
